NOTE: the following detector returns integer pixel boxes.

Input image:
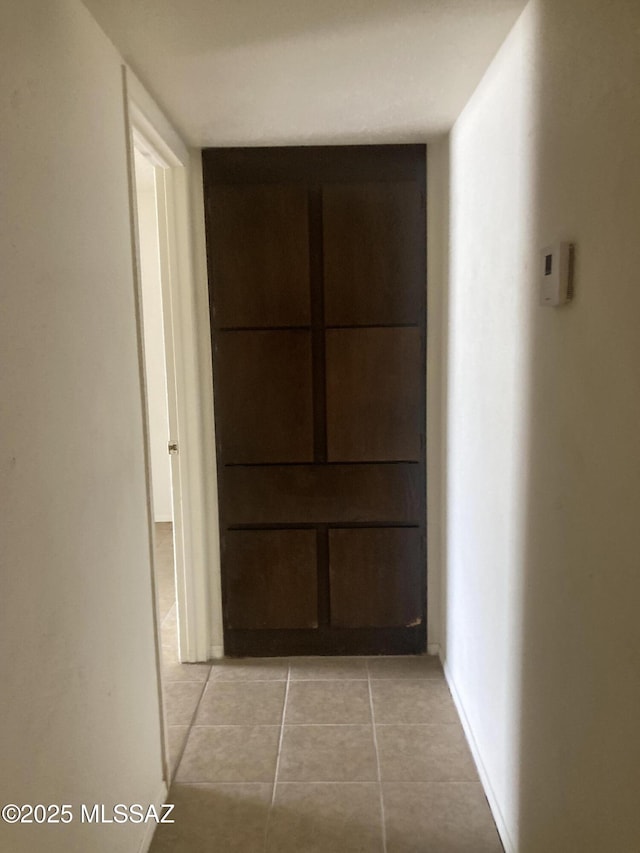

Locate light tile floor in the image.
[152,524,503,852]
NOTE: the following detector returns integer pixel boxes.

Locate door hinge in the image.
[168,440,179,456]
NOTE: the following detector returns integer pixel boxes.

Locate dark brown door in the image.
[203,146,426,656]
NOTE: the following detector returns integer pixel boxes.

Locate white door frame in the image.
[123,67,222,663]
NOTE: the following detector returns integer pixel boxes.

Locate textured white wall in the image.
[0,2,164,851]
[135,158,173,523]
[446,1,640,850]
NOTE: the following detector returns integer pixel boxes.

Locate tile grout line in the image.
[207,677,289,683]
[176,778,391,785]
[263,662,291,853]
[185,721,460,728]
[367,659,388,853]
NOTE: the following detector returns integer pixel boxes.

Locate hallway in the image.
[153,526,502,852]
[4,4,640,852]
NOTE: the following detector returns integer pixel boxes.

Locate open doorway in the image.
[133,145,183,638]
[132,139,214,778]
[125,67,223,773]
[125,68,219,674]
[133,149,175,624]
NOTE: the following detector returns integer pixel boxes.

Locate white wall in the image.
[0,3,165,851]
[135,154,173,523]
[445,1,640,850]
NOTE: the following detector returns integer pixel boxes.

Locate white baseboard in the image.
[137,781,169,853]
[442,660,516,853]
[209,644,224,659]
[153,514,173,523]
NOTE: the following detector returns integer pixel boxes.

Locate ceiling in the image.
[83,0,527,148]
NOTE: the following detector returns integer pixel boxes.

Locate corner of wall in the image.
[426,137,451,654]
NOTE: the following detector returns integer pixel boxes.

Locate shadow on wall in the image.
[517,0,640,850]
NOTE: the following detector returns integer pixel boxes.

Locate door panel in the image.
[323,182,424,326]
[224,530,318,629]
[209,185,310,328]
[203,145,426,656]
[329,528,423,628]
[215,330,314,464]
[223,463,422,526]
[326,327,422,462]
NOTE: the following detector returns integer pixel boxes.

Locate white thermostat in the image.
[540,241,574,306]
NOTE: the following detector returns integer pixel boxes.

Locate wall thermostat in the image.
[540,242,574,307]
